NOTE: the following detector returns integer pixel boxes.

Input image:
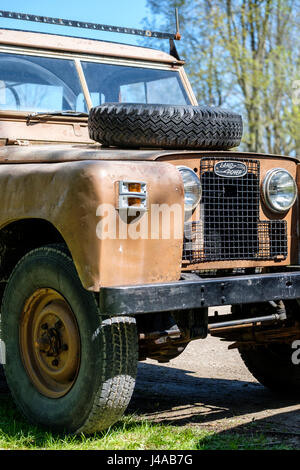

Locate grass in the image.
[0,396,296,450]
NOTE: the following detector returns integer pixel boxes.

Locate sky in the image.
[0,0,160,46]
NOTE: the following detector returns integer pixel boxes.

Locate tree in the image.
[145,0,300,156]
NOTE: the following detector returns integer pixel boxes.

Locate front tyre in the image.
[1,245,138,434]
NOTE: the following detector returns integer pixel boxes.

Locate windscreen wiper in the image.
[26,110,89,123]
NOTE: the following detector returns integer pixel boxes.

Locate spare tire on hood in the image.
[88,103,243,150]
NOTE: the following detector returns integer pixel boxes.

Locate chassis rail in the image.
[99,271,300,315]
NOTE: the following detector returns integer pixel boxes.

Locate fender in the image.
[0,159,184,290]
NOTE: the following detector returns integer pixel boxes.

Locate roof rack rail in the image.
[0,9,182,60]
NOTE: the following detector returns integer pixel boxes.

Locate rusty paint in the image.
[0,159,184,290]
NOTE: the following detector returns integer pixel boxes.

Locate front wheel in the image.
[1,245,138,434]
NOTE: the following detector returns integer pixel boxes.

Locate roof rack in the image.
[0,9,182,60]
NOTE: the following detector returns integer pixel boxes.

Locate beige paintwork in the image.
[0,27,299,291]
[0,158,184,290]
[0,29,182,64]
[1,145,297,164]
[0,113,92,145]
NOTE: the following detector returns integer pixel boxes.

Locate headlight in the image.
[177,166,202,211]
[262,168,297,213]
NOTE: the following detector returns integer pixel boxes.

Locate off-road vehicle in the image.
[0,10,300,434]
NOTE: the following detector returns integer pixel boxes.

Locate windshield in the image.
[0,52,190,113]
[81,62,190,107]
[0,53,84,112]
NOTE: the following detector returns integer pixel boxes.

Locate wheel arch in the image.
[0,218,69,289]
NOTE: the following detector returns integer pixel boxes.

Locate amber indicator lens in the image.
[118,181,147,210]
[128,183,142,193]
[128,198,141,206]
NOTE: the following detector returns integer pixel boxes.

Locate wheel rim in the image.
[19,288,81,398]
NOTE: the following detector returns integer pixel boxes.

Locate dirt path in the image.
[1,307,300,445]
[129,308,300,443]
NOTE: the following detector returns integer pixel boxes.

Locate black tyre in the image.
[239,343,300,394]
[88,103,243,150]
[1,245,138,434]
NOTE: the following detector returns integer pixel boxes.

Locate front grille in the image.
[183,157,287,263]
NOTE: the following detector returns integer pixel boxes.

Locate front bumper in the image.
[99,271,300,315]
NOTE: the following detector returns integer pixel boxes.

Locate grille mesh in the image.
[183,157,287,263]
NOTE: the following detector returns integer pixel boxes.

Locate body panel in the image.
[0,159,184,290]
[0,148,296,288]
[160,154,299,269]
[0,114,91,144]
[0,28,180,64]
[0,145,297,163]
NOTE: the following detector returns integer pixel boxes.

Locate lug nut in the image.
[55,320,63,329]
[41,323,48,330]
[52,359,59,367]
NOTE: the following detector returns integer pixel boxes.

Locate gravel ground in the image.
[129,307,300,444]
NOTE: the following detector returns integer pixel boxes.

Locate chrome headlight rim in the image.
[262,168,297,213]
[177,165,202,211]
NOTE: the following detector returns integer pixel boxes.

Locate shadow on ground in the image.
[128,361,300,432]
[2,360,300,447]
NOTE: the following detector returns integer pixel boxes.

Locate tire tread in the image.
[88,103,243,150]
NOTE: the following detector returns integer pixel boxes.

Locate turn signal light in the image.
[118,181,147,211]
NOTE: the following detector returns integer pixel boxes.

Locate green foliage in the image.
[145,0,300,155]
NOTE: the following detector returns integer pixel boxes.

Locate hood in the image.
[0,144,297,164]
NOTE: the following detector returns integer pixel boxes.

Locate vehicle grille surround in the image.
[183,157,287,263]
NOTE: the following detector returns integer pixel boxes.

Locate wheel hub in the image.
[20,288,81,398]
